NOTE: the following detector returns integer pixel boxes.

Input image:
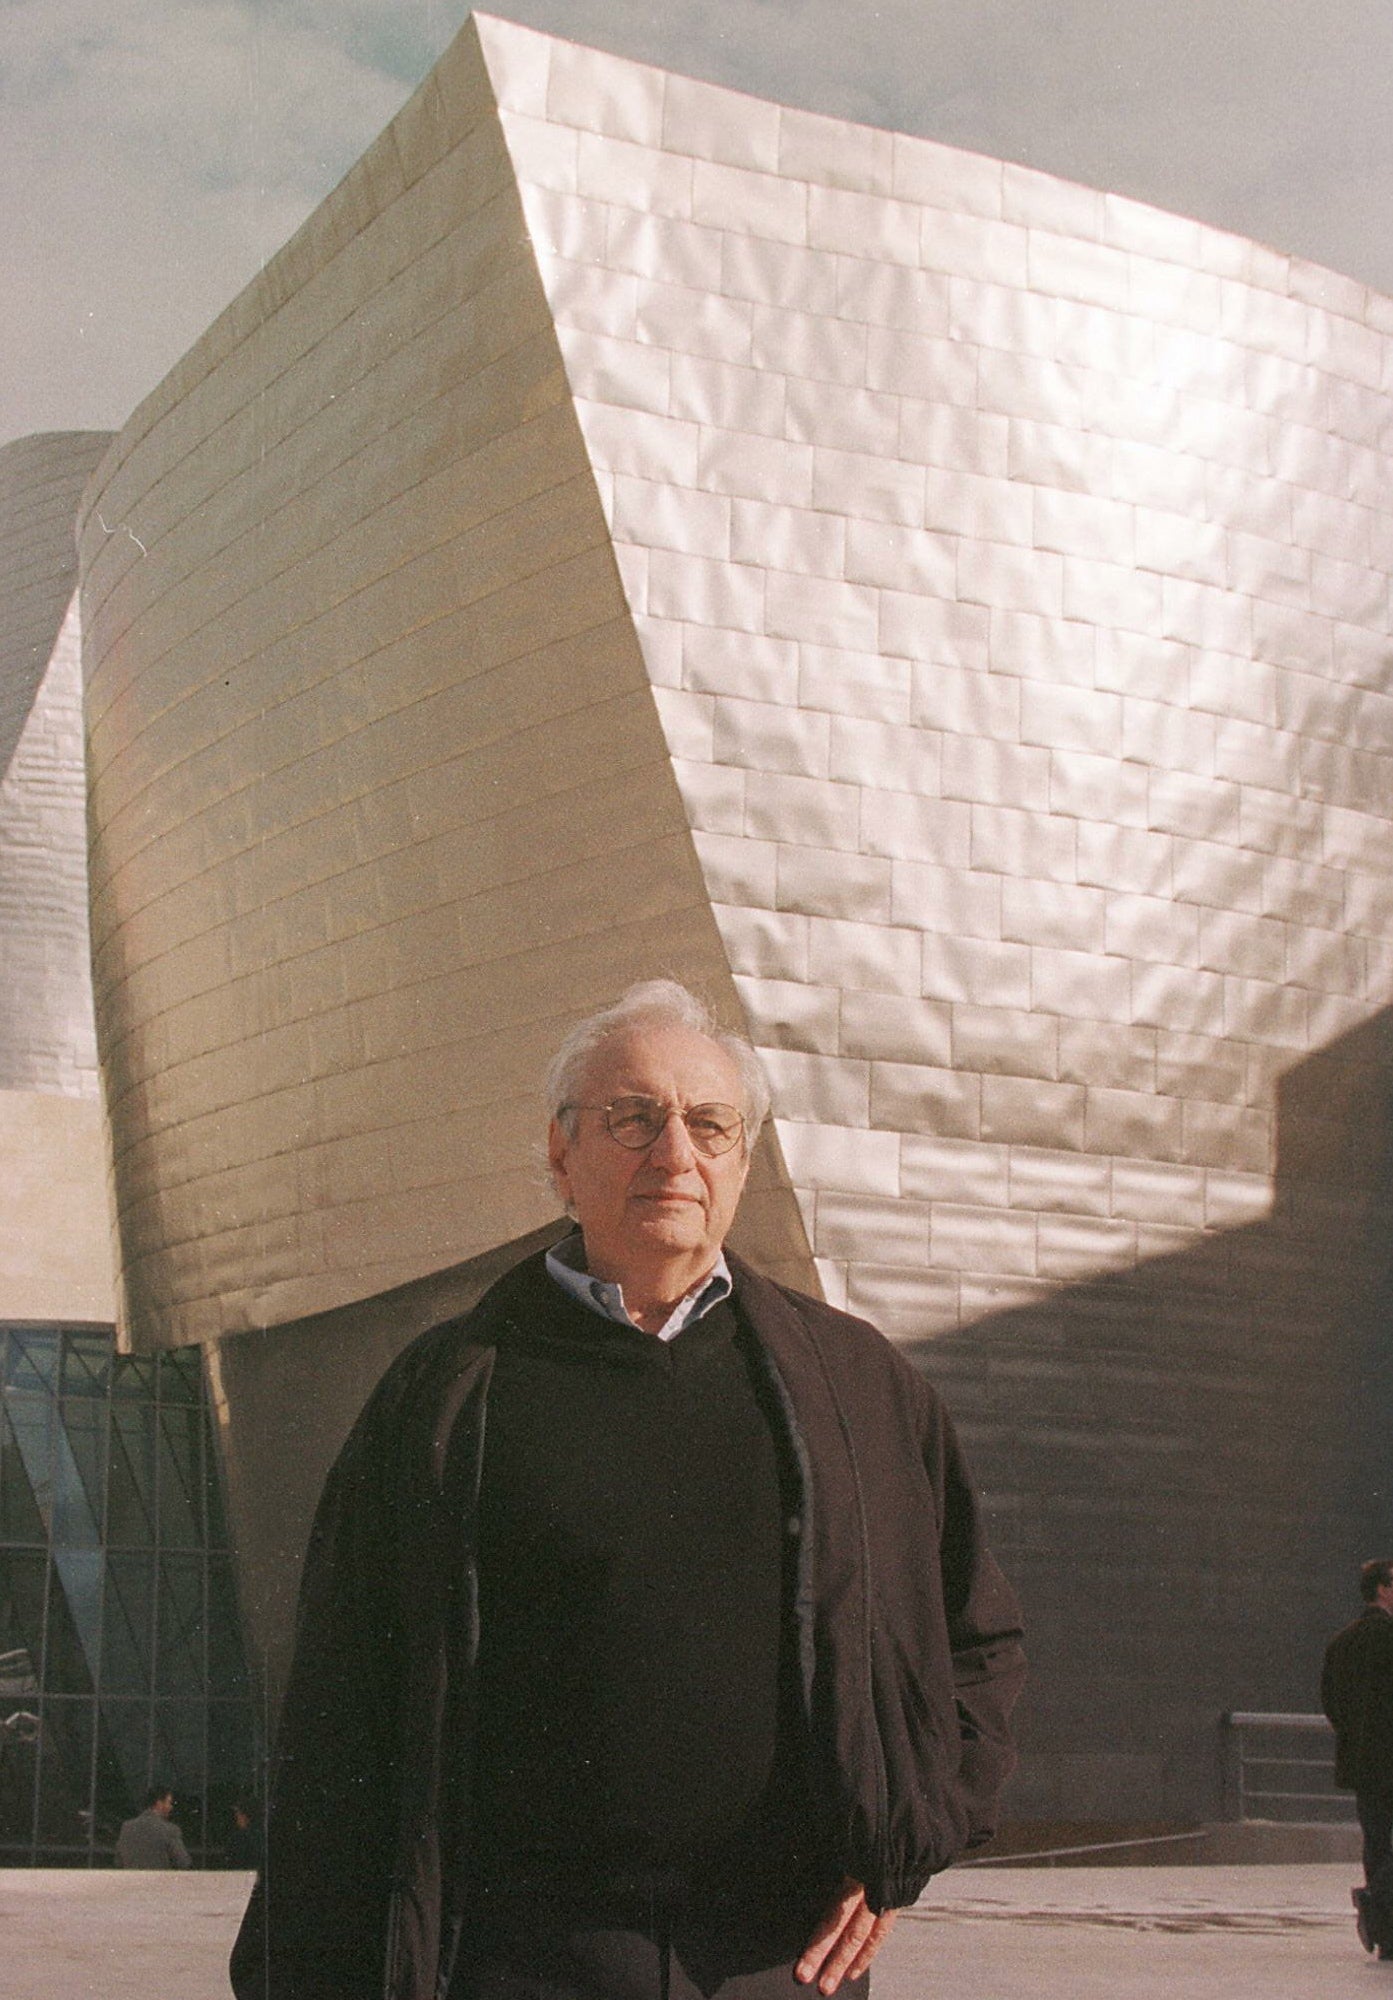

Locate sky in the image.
[3,0,1392,452]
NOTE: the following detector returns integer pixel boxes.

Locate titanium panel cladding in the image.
[79,16,1393,1354]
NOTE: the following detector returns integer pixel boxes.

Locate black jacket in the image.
[231,1250,1025,2000]
[1322,1605,1393,1794]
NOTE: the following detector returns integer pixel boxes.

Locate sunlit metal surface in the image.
[0,433,117,1326]
[77,17,1393,1352]
[0,433,108,1099]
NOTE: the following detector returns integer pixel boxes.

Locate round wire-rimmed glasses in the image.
[568,1095,746,1157]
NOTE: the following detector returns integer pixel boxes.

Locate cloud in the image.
[482,0,1393,293]
[3,0,1392,450]
[2,0,444,193]
[0,0,468,442]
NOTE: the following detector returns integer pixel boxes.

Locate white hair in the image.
[544,979,770,1148]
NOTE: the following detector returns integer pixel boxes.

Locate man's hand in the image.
[795,1879,898,1993]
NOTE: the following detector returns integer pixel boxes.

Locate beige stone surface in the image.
[0,1091,115,1322]
[0,1869,249,2000]
[0,1865,1376,2000]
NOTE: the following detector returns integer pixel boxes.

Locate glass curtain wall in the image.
[0,1324,258,1865]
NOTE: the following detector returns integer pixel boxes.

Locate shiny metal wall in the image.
[0,432,115,1324]
[78,25,809,1351]
[81,18,1393,1358]
[75,14,1393,1824]
[488,18,1393,1340]
[0,432,109,1098]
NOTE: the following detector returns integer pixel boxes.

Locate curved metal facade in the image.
[0,431,115,1326]
[76,16,1393,1822]
[0,431,109,1099]
[79,20,1393,1355]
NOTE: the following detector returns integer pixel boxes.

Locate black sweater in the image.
[231,1250,1025,2000]
[470,1280,819,1906]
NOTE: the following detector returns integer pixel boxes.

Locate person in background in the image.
[226,1797,263,1870]
[1322,1557,1393,1958]
[116,1785,192,1869]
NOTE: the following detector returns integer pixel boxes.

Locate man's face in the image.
[548,1023,752,1287]
[153,1793,173,1817]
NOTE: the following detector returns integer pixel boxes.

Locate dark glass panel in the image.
[202,1409,232,1552]
[150,1700,206,1801]
[90,1706,131,1847]
[3,1395,53,1530]
[3,1332,58,1393]
[60,1335,110,1400]
[43,1553,97,1695]
[0,1324,256,1868]
[98,1697,151,1808]
[106,1406,156,1547]
[52,1403,106,1549]
[0,1550,47,1689]
[101,1553,155,1696]
[158,1351,201,1407]
[154,1556,205,1696]
[156,1404,202,1548]
[0,1714,38,1854]
[0,1633,39,1698]
[206,1559,249,1700]
[207,1699,259,1812]
[0,1401,47,1544]
[37,1698,95,1851]
[111,1353,158,1401]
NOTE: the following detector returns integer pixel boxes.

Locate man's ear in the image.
[547,1119,572,1207]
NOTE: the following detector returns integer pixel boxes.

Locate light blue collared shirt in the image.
[544,1234,733,1342]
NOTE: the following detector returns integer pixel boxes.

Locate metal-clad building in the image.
[0,433,256,1863]
[75,19,1393,1825]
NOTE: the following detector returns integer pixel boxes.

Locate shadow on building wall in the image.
[212,1012,1393,1830]
[210,1221,567,1729]
[916,1006,1393,1825]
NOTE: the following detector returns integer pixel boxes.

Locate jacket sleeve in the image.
[926,1386,1026,1853]
[230,1381,409,2000]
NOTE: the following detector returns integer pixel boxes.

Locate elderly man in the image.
[232,980,1024,2000]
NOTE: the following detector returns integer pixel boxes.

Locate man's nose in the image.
[647,1108,697,1166]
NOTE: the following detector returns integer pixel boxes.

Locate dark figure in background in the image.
[232,981,1025,2000]
[116,1786,192,1869]
[226,1798,263,1870]
[1322,1557,1393,1957]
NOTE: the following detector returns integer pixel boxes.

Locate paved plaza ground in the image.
[1,1861,1384,1999]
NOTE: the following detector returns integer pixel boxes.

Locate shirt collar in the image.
[544,1234,732,1343]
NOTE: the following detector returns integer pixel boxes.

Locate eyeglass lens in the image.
[603,1097,743,1155]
